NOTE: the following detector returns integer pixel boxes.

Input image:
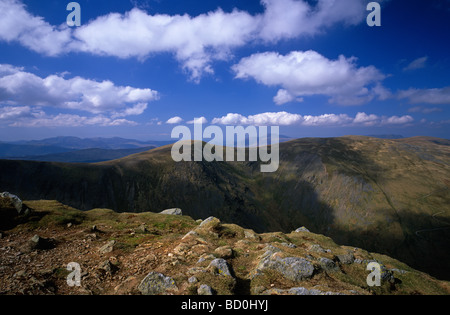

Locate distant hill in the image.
[0,136,449,280]
[397,136,450,146]
[6,146,156,163]
[0,137,174,160]
[0,143,73,158]
[9,136,173,150]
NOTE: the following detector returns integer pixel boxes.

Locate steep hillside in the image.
[0,199,449,295]
[0,136,449,280]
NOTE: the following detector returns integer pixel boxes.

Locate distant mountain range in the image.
[0,135,449,280]
[5,147,158,164]
[0,135,294,163]
[0,137,174,162]
[9,136,172,150]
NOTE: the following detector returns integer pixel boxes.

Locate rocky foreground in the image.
[0,194,449,295]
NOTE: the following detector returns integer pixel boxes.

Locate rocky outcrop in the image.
[0,192,31,229]
[98,240,116,254]
[319,257,339,273]
[0,192,23,214]
[0,198,449,296]
[208,258,233,277]
[336,252,355,265]
[254,245,315,282]
[294,227,310,233]
[138,272,178,295]
[160,208,183,216]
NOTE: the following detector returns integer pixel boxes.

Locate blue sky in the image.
[0,0,449,141]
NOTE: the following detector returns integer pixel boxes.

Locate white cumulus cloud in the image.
[0,0,369,81]
[0,64,159,128]
[187,117,208,124]
[232,50,386,106]
[212,112,303,126]
[0,64,159,115]
[258,0,365,42]
[0,0,72,56]
[211,111,414,127]
[166,116,184,124]
[273,89,304,105]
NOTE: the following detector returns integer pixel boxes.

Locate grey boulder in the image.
[138,272,178,295]
[208,258,233,277]
[257,253,315,282]
[160,208,183,216]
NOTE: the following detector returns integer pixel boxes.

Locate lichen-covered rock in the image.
[199,216,221,228]
[160,208,183,216]
[196,217,222,238]
[256,249,315,282]
[319,257,339,272]
[260,244,281,258]
[379,263,395,283]
[244,230,261,240]
[138,272,177,295]
[208,258,233,277]
[336,252,355,265]
[99,240,116,254]
[308,244,328,253]
[294,227,310,233]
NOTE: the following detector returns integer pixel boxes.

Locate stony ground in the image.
[0,199,449,295]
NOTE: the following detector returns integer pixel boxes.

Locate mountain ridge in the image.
[0,136,449,280]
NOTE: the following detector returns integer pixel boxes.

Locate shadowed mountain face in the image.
[0,136,449,280]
